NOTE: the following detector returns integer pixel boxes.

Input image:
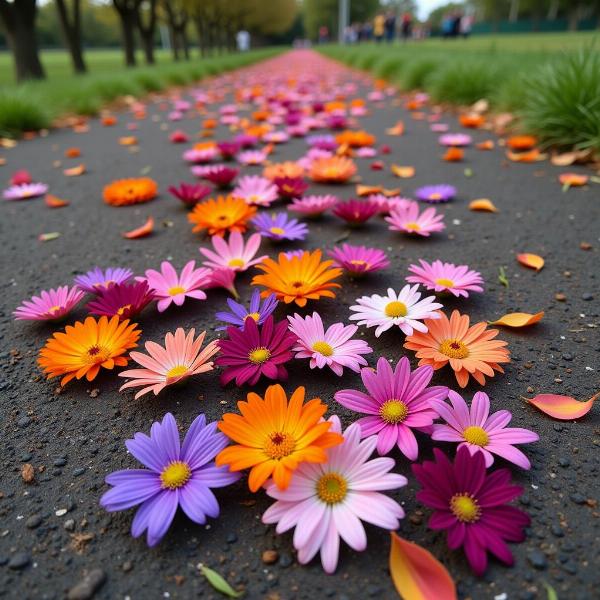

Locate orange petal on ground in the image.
[386,121,404,135]
[489,311,544,328]
[123,216,154,239]
[64,147,81,158]
[389,532,457,600]
[443,147,464,162]
[391,164,415,178]
[356,184,382,196]
[119,136,138,146]
[526,392,598,420]
[63,164,85,177]
[506,149,546,163]
[101,116,117,126]
[383,188,402,196]
[469,198,498,212]
[45,194,70,208]
[517,253,544,271]
[551,152,578,166]
[558,172,588,186]
[476,140,495,150]
[0,157,6,165]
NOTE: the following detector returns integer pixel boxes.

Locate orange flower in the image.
[64,147,81,158]
[404,310,510,388]
[443,147,464,162]
[188,195,256,237]
[506,135,537,151]
[252,109,270,122]
[103,178,158,206]
[309,156,357,183]
[101,115,117,126]
[324,100,346,113]
[335,130,376,148]
[459,113,485,128]
[38,316,140,386]
[506,148,545,163]
[202,118,217,129]
[263,161,304,180]
[252,250,342,307]
[193,141,216,151]
[559,172,588,187]
[216,384,343,491]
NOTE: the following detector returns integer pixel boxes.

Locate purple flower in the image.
[252,212,308,241]
[74,267,134,294]
[3,182,48,200]
[100,413,239,547]
[334,356,447,459]
[215,289,278,331]
[430,390,539,469]
[87,281,154,320]
[415,184,456,204]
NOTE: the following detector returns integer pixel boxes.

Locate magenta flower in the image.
[100,413,239,547]
[87,281,153,320]
[431,390,539,469]
[3,182,48,200]
[217,140,241,160]
[262,416,406,574]
[215,315,296,386]
[385,201,445,237]
[334,356,447,459]
[199,231,266,272]
[14,285,85,321]
[406,259,484,297]
[142,260,211,312]
[74,267,133,293]
[287,312,372,376]
[273,176,309,199]
[232,175,278,207]
[203,166,239,188]
[328,243,389,276]
[167,182,211,207]
[412,447,530,576]
[204,267,239,298]
[415,184,456,204]
[288,194,338,217]
[439,133,472,147]
[332,199,378,225]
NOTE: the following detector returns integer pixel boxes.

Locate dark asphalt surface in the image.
[1,52,599,600]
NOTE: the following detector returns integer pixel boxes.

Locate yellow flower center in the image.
[312,340,334,356]
[116,304,132,316]
[450,493,481,523]
[85,345,110,364]
[264,431,296,460]
[324,167,340,178]
[228,258,245,268]
[244,312,260,322]
[168,286,186,296]
[439,339,470,359]
[269,226,285,235]
[48,305,62,314]
[385,301,408,318]
[429,193,442,200]
[435,278,455,288]
[160,461,191,489]
[380,399,409,424]
[166,364,189,379]
[349,259,369,268]
[404,222,421,231]
[316,472,348,504]
[248,194,260,203]
[248,347,271,364]
[463,426,489,447]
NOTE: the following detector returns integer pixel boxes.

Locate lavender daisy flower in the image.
[252,212,308,242]
[74,267,134,293]
[100,413,239,547]
[306,134,338,151]
[215,289,278,330]
[415,184,456,204]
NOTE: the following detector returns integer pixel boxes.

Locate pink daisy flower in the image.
[288,194,338,217]
[328,243,389,276]
[407,259,484,297]
[439,133,472,147]
[430,390,539,469]
[287,312,372,376]
[14,285,85,321]
[199,231,266,272]
[237,149,268,166]
[335,357,448,459]
[232,175,278,207]
[3,182,49,201]
[142,260,212,312]
[204,268,239,299]
[119,328,219,399]
[385,201,445,237]
[183,147,218,164]
[262,415,406,574]
[367,194,411,215]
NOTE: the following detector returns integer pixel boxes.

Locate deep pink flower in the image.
[87,281,153,320]
[273,177,309,199]
[217,141,241,160]
[203,166,239,188]
[332,199,378,225]
[168,182,211,207]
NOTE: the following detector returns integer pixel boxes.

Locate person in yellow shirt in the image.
[373,13,385,42]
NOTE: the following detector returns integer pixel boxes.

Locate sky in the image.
[416,0,454,20]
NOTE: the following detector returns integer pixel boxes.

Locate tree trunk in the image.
[0,0,45,82]
[547,0,559,20]
[55,0,86,74]
[136,0,157,65]
[180,28,190,60]
[113,1,139,67]
[141,34,154,63]
[169,26,180,61]
[508,0,520,22]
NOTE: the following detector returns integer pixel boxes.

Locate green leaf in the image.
[464,167,473,178]
[498,266,509,289]
[544,581,558,600]
[561,182,571,192]
[199,564,243,598]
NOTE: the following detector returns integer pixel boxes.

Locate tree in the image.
[113,0,141,67]
[136,0,158,64]
[0,0,45,81]
[162,0,189,61]
[55,0,87,74]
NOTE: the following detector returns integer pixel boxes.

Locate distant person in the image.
[373,13,385,43]
[400,12,412,42]
[442,14,453,38]
[460,14,473,38]
[236,30,250,52]
[361,21,373,42]
[385,11,397,43]
[318,25,329,44]
[451,11,462,37]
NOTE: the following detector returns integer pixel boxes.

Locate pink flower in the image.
[119,328,219,399]
[262,416,406,574]
[142,260,211,312]
[385,200,445,237]
[287,312,372,376]
[328,243,389,276]
[237,149,268,165]
[183,147,217,164]
[199,231,266,272]
[14,285,84,321]
[332,199,378,226]
[3,182,48,200]
[335,357,448,459]
[204,267,239,298]
[169,130,189,143]
[367,194,412,215]
[431,390,539,469]
[406,259,484,298]
[232,175,278,206]
[288,194,338,217]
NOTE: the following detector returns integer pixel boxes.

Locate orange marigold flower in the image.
[309,156,357,183]
[202,118,217,129]
[38,315,141,386]
[404,310,510,388]
[193,141,216,151]
[263,161,305,181]
[506,135,537,151]
[335,130,376,148]
[103,177,158,206]
[252,109,270,122]
[188,195,256,237]
[101,115,117,126]
[252,250,342,307]
[324,100,346,113]
[216,384,343,491]
[459,113,485,128]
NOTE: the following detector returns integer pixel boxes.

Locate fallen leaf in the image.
[386,121,404,135]
[544,582,558,600]
[489,311,544,328]
[551,152,578,166]
[389,532,457,600]
[123,216,154,239]
[0,157,5,165]
[469,198,498,212]
[517,253,544,271]
[45,194,70,208]
[38,232,61,242]
[119,136,138,146]
[391,164,415,178]
[198,564,242,598]
[64,164,85,177]
[356,184,382,196]
[525,392,598,420]
[21,463,35,483]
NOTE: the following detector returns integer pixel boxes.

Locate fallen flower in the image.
[45,194,69,208]
[391,164,415,178]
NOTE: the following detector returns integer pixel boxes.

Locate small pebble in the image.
[8,552,30,570]
[527,549,548,570]
[262,550,278,564]
[67,569,106,600]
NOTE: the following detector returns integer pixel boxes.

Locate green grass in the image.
[0,48,282,137]
[319,32,600,151]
